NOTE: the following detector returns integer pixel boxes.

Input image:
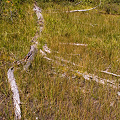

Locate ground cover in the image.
[0,1,120,119]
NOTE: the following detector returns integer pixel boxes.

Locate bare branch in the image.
[7,3,44,119]
[101,71,120,77]
[67,0,101,13]
[7,67,21,120]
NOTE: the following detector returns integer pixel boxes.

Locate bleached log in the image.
[23,44,37,70]
[7,3,44,119]
[7,67,21,120]
[101,71,120,77]
[22,3,44,70]
[33,4,44,22]
[67,0,101,13]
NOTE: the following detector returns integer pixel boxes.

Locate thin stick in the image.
[75,71,118,89]
[101,71,120,77]
[67,0,101,13]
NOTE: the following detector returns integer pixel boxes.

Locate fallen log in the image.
[7,67,21,120]
[7,3,44,119]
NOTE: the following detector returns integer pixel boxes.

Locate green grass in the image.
[0,1,120,120]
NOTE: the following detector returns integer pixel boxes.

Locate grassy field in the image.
[0,1,120,120]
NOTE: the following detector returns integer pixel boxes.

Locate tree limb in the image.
[66,0,101,13]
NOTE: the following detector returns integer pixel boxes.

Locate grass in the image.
[0,1,120,120]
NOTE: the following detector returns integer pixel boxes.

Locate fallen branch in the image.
[7,67,21,120]
[7,3,44,119]
[23,44,38,70]
[101,71,120,77]
[75,71,118,89]
[75,71,120,96]
[67,0,101,13]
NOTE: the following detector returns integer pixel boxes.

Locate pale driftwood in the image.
[67,0,101,13]
[101,71,120,77]
[7,67,21,120]
[59,42,88,46]
[33,4,44,21]
[7,3,44,119]
[23,44,37,70]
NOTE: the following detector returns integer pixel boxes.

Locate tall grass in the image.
[0,1,120,119]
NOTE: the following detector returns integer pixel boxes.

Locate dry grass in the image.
[0,1,120,120]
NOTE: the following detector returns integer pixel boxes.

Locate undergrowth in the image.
[0,1,120,120]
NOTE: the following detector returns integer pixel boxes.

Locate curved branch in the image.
[7,3,44,119]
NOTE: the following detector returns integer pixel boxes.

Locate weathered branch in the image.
[101,71,120,77]
[7,67,21,120]
[67,0,101,13]
[76,71,117,88]
[7,3,44,119]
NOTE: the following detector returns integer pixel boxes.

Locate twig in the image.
[101,71,120,77]
[66,0,101,13]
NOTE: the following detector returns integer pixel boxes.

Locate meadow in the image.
[0,1,120,119]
